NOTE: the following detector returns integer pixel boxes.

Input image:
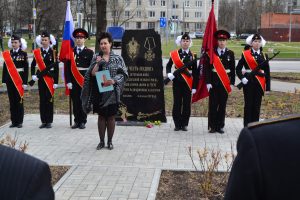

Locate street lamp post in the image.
[289,10,292,43]
[32,0,36,49]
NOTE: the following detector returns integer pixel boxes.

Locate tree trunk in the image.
[95,0,107,52]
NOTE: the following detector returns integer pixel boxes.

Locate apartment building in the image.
[106,0,219,33]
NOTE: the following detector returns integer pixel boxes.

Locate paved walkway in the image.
[0,114,243,200]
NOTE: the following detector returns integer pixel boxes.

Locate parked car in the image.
[107,26,125,48]
[195,31,204,39]
[189,32,196,39]
[239,33,252,39]
[230,32,237,39]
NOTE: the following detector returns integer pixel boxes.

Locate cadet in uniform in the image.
[166,33,198,131]
[31,32,58,128]
[206,30,235,133]
[225,114,300,200]
[65,28,94,129]
[236,33,270,127]
[1,35,28,128]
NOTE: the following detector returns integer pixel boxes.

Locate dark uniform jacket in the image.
[225,114,300,200]
[0,144,54,200]
[64,46,94,84]
[205,48,235,87]
[2,49,29,84]
[236,48,270,93]
[166,48,199,89]
[31,48,59,84]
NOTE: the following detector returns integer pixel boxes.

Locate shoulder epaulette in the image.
[248,114,300,129]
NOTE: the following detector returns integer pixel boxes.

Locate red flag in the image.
[192,0,217,103]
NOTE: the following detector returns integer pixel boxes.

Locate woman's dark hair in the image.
[98,32,113,44]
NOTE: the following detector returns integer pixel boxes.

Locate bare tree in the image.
[95,0,107,52]
[108,0,137,26]
[218,0,235,31]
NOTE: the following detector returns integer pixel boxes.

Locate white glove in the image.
[192,89,196,94]
[67,83,73,89]
[32,75,39,81]
[242,77,248,85]
[206,84,212,91]
[22,84,28,89]
[53,84,58,89]
[167,73,175,81]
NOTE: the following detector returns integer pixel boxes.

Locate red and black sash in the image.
[71,52,84,87]
[212,52,232,93]
[2,50,24,98]
[33,49,55,96]
[243,50,266,92]
[170,50,193,90]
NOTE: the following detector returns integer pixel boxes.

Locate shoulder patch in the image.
[248,114,300,129]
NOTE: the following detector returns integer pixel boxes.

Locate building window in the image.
[161,0,166,6]
[111,11,119,17]
[125,11,130,17]
[136,22,142,29]
[125,22,130,29]
[160,11,166,17]
[172,2,179,8]
[184,22,189,29]
[172,15,178,19]
[184,12,189,18]
[184,1,190,7]
[195,12,201,18]
[149,0,155,6]
[136,10,141,17]
[196,1,202,7]
[195,23,201,30]
[125,0,130,6]
[149,11,155,17]
[148,22,155,29]
[137,0,141,6]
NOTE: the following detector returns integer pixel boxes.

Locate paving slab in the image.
[0,114,243,199]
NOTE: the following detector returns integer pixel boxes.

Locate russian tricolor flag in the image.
[60,0,74,95]
[59,0,74,62]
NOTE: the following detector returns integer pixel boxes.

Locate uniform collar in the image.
[217,47,226,55]
[181,48,189,54]
[77,46,85,51]
[252,48,260,55]
[42,47,50,52]
[13,48,20,53]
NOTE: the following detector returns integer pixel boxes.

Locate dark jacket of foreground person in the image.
[225,114,300,200]
[0,144,54,200]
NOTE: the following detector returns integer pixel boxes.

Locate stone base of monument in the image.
[116,121,145,126]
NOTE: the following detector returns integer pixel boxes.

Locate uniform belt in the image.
[212,69,230,73]
[77,67,87,71]
[16,68,24,72]
[244,69,264,73]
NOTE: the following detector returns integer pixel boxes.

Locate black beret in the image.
[41,31,50,38]
[252,33,262,41]
[181,33,190,40]
[72,28,89,38]
[11,34,21,41]
[214,30,230,40]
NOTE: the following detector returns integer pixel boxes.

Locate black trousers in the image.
[38,79,53,124]
[70,82,87,124]
[208,86,228,130]
[6,81,24,125]
[172,80,191,128]
[243,81,263,127]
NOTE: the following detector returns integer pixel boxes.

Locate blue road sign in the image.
[160,17,166,28]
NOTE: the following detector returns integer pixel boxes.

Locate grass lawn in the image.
[271,72,300,83]
[1,36,300,59]
[1,87,300,126]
